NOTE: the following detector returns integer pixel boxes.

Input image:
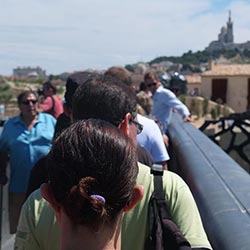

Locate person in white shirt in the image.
[137,114,169,169]
[144,71,192,132]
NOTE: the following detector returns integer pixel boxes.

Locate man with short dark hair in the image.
[15,75,211,250]
[25,73,153,198]
[0,90,56,234]
[144,71,192,132]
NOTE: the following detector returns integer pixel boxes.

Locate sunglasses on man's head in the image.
[21,100,38,105]
[147,82,157,88]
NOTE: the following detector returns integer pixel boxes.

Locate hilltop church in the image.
[206,11,250,52]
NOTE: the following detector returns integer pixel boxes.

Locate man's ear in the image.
[40,183,61,214]
[124,185,144,212]
[118,113,131,137]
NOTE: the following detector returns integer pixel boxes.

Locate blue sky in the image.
[0,0,250,75]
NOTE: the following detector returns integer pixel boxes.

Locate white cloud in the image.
[0,0,250,75]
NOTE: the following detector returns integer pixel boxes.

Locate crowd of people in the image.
[0,68,212,250]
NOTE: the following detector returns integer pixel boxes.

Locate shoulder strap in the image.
[148,164,192,250]
[47,96,55,114]
[50,96,55,112]
[146,164,164,250]
[151,165,172,219]
[151,165,165,201]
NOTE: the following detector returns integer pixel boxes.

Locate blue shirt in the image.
[137,114,169,163]
[152,86,190,132]
[0,113,56,192]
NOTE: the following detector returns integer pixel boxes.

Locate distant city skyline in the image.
[1,0,250,76]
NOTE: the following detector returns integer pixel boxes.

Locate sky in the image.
[0,0,250,76]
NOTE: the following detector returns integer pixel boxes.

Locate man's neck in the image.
[21,113,38,129]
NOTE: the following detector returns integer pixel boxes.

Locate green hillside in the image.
[149,48,250,67]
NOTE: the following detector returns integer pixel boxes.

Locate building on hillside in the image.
[13,66,46,78]
[201,63,250,112]
[206,11,250,52]
[185,74,201,96]
[133,63,148,75]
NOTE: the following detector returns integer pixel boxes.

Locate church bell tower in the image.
[226,10,234,43]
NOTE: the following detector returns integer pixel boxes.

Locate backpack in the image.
[47,96,55,115]
[145,164,192,250]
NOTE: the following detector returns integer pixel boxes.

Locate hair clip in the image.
[90,194,106,204]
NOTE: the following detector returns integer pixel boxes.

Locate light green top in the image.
[14,163,212,250]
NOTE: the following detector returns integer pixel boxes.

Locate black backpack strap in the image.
[145,164,164,250]
[151,164,171,217]
[147,164,192,250]
[153,175,172,219]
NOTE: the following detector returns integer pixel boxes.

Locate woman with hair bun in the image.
[41,119,144,250]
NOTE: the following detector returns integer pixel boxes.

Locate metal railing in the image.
[168,113,250,250]
[199,111,250,168]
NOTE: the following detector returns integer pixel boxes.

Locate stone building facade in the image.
[201,63,250,112]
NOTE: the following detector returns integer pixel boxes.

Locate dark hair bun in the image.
[62,177,107,227]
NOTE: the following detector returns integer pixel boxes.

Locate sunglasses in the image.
[21,100,38,105]
[130,119,143,134]
[147,82,157,88]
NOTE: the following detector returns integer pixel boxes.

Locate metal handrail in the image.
[168,113,250,250]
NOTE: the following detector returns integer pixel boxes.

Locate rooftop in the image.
[202,63,250,76]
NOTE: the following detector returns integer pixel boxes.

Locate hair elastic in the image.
[90,194,106,204]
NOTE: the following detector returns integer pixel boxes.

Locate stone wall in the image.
[184,96,234,119]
